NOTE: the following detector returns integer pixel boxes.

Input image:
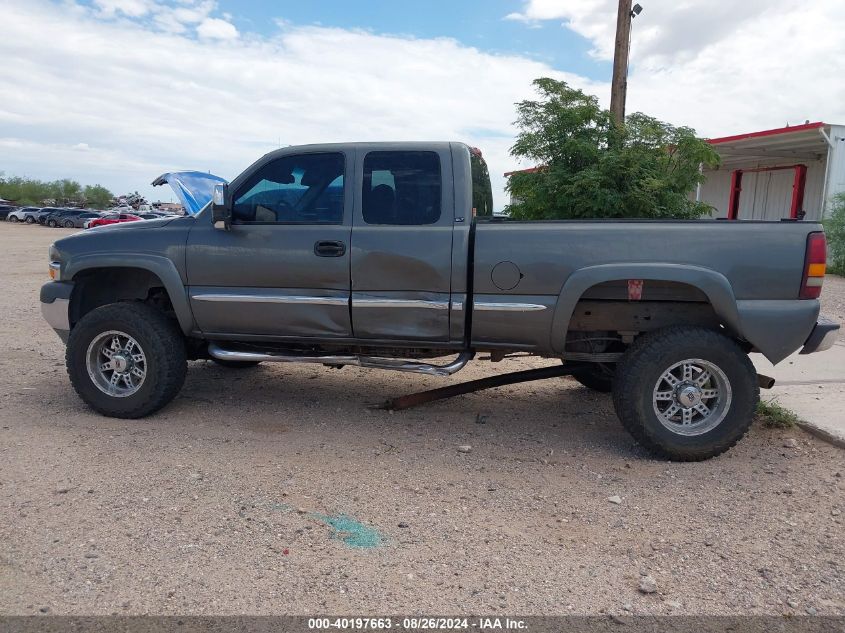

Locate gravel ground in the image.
[820,273,845,324]
[0,222,843,616]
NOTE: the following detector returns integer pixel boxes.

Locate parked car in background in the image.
[137,212,169,220]
[85,213,141,228]
[35,208,62,225]
[44,209,75,227]
[7,206,44,223]
[0,204,18,220]
[49,210,102,228]
[69,213,104,228]
[45,209,93,227]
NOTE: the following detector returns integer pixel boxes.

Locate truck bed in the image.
[470,219,822,363]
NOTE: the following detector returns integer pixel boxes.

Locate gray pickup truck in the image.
[40,142,839,460]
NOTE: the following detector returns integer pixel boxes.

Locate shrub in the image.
[823,193,845,276]
[506,78,719,220]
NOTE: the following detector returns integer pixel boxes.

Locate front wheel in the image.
[612,326,758,461]
[8,215,18,223]
[66,302,187,418]
[25,216,35,224]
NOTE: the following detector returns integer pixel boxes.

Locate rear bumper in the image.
[40,281,74,343]
[800,316,840,354]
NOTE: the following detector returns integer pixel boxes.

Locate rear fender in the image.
[550,263,742,351]
[550,263,819,364]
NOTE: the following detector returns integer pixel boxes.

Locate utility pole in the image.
[610,0,641,125]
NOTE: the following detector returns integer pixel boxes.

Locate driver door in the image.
[186,150,353,338]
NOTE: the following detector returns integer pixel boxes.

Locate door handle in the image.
[314,240,346,257]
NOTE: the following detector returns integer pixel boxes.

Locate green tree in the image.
[0,173,113,207]
[506,78,720,220]
[823,193,845,276]
[82,184,114,208]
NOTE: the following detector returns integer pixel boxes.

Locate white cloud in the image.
[506,0,845,137]
[93,0,154,18]
[506,0,788,62]
[95,0,218,35]
[4,0,843,208]
[196,17,238,40]
[0,0,598,205]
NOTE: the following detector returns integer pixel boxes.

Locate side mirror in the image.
[212,183,231,230]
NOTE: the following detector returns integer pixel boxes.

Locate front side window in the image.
[362,151,441,225]
[232,153,345,224]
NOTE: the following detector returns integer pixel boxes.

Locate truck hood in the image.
[152,171,228,215]
[85,217,178,232]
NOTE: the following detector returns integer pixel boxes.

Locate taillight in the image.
[799,232,826,299]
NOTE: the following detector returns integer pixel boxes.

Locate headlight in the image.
[49,261,61,281]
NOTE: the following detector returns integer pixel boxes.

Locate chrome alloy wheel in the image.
[652,358,732,436]
[86,330,147,397]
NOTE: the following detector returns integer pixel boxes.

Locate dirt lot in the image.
[1,221,843,616]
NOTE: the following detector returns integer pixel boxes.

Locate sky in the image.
[1,0,844,207]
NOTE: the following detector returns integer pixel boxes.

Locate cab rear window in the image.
[470,149,493,217]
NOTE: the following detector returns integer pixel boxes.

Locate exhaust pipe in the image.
[758,374,776,389]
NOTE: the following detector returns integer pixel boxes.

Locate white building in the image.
[699,121,845,221]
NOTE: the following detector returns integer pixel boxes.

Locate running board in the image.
[207,343,474,377]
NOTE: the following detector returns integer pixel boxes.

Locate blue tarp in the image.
[151,171,228,215]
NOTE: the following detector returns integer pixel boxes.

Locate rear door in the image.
[350,146,454,341]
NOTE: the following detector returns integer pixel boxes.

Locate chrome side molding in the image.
[473,302,547,312]
[352,298,449,310]
[192,293,348,306]
[208,343,474,377]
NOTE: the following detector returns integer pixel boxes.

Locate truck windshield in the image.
[470,149,493,217]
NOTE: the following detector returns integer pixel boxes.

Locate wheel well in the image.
[70,267,175,326]
[565,280,726,356]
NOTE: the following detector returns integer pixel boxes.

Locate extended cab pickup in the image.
[41,142,839,460]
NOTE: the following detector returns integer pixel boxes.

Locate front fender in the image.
[65,253,194,334]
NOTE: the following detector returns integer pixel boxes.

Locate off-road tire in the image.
[211,359,260,369]
[66,302,187,418]
[612,326,758,461]
[571,363,615,393]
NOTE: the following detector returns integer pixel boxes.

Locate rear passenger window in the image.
[362,151,441,225]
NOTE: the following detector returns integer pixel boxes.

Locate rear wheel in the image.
[571,363,615,393]
[25,216,35,224]
[8,215,18,223]
[63,219,75,228]
[612,326,758,461]
[66,302,187,418]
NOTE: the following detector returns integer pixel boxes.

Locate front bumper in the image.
[40,281,74,343]
[800,316,840,354]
